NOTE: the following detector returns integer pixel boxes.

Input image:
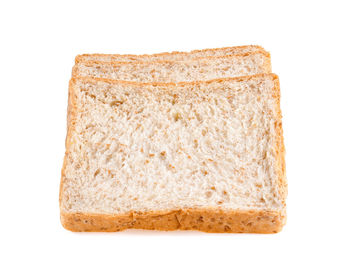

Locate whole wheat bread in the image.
[75,45,266,63]
[73,51,271,82]
[60,73,286,233]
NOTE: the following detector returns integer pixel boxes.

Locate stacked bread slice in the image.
[60,45,286,233]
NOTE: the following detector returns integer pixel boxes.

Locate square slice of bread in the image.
[73,51,271,83]
[75,45,266,63]
[60,73,286,233]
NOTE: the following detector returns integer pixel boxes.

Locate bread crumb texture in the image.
[60,74,286,233]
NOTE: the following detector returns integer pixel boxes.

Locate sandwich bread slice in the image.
[60,73,286,233]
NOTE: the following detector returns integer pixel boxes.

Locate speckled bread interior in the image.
[60,74,286,233]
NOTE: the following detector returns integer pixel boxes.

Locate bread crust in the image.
[75,45,267,64]
[60,208,285,233]
[60,73,286,233]
[271,76,287,225]
[59,79,79,215]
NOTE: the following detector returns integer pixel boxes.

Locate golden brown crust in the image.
[59,79,79,210]
[61,208,284,233]
[271,76,287,225]
[264,52,272,73]
[75,45,267,64]
[60,73,286,233]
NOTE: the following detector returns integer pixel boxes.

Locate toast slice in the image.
[60,74,286,233]
[73,51,271,82]
[75,45,266,63]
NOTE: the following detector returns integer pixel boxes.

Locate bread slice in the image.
[75,45,266,63]
[72,52,271,82]
[60,73,286,233]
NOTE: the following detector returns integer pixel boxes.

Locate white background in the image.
[1,0,349,266]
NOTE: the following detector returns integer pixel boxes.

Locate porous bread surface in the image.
[75,45,266,63]
[60,74,286,226]
[73,52,271,82]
